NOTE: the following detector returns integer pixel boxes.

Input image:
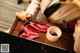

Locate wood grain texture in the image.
[10,18,74,52]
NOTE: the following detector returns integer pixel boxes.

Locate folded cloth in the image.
[20,21,51,40]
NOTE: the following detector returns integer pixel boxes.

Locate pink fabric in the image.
[20,21,51,40]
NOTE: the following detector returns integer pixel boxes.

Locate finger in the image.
[22,16,25,21]
[22,15,27,21]
[20,15,25,21]
[27,14,32,18]
[24,13,30,19]
[18,13,22,18]
[21,12,27,21]
[16,12,19,16]
[24,16,27,20]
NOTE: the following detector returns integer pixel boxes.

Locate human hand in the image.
[16,11,32,21]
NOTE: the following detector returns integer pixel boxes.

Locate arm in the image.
[73,19,80,53]
[26,0,40,16]
[16,0,40,21]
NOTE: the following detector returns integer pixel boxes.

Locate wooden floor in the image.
[0,0,29,32]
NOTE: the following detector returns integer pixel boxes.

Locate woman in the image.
[16,0,80,20]
[16,0,80,53]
